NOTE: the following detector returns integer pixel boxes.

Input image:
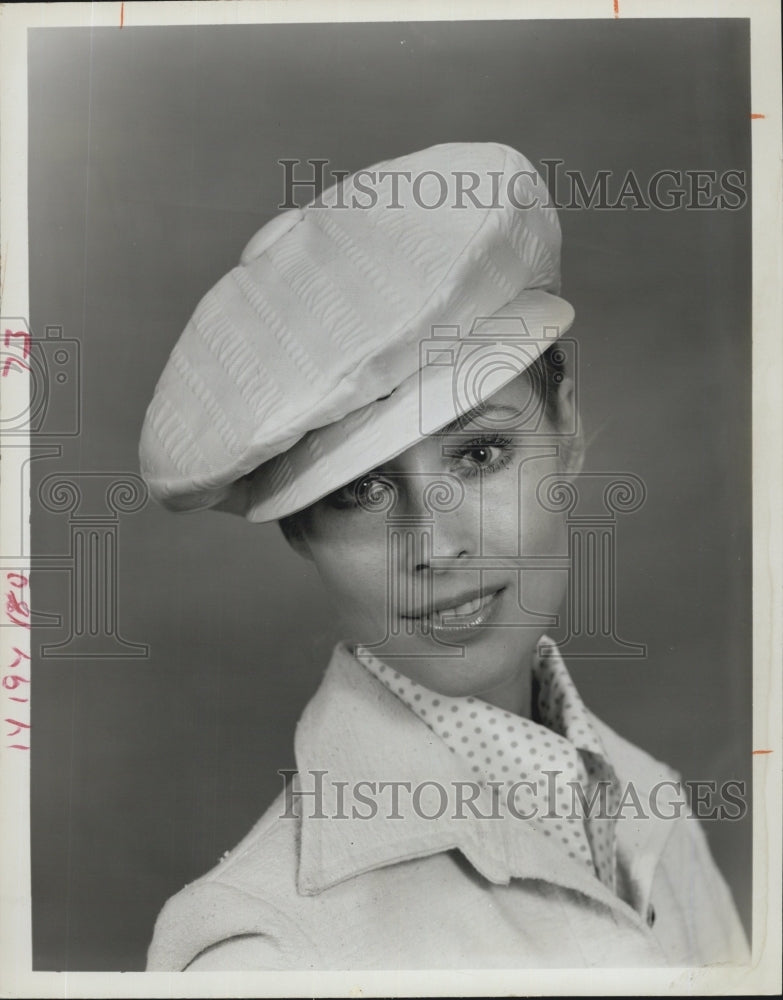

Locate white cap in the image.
[139,142,574,521]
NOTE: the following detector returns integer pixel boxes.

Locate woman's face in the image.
[293,373,579,712]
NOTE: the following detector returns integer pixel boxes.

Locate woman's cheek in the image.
[513,457,567,552]
[479,474,527,554]
[311,536,386,614]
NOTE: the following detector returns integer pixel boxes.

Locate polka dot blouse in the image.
[356,636,620,892]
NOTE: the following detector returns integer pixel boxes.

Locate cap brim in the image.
[221,288,575,522]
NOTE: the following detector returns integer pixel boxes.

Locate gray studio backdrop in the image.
[28,20,751,970]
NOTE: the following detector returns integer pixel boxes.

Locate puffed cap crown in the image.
[139,142,573,519]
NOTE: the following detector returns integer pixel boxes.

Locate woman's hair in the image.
[279,342,579,546]
[526,341,568,428]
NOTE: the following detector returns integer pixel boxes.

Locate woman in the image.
[140,142,748,970]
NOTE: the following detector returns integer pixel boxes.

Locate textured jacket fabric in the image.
[147,643,748,971]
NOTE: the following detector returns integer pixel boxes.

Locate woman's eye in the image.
[453,439,513,475]
[328,474,395,510]
[356,476,393,505]
[463,445,500,467]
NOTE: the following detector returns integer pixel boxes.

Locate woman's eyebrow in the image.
[437,403,524,434]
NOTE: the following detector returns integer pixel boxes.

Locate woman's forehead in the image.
[381,379,545,466]
[435,374,545,436]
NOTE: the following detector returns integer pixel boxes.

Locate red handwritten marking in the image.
[3,674,29,691]
[750,113,765,119]
[5,718,30,738]
[9,647,30,669]
[5,577,31,749]
[120,2,124,28]
[4,329,31,358]
[613,0,619,16]
[6,591,30,621]
[752,749,773,755]
[2,355,31,377]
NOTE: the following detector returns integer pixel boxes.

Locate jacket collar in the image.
[294,643,678,920]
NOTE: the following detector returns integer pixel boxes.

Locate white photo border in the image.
[1,1,780,996]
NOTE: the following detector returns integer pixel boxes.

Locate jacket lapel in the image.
[591,715,682,916]
[294,643,676,923]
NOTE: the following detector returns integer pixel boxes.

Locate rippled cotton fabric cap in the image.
[139,142,574,522]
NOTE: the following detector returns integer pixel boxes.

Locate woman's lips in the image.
[402,588,505,640]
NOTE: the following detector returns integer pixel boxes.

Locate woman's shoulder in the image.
[146,788,317,971]
[587,709,682,786]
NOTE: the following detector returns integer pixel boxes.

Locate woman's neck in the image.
[474,662,533,718]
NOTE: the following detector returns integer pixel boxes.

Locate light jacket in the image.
[147,643,748,971]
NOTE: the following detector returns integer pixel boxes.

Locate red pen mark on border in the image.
[1,327,32,378]
[5,590,30,629]
[750,113,765,119]
[9,646,29,670]
[752,749,773,755]
[613,0,620,17]
[120,2,124,28]
[4,578,31,749]
[5,719,30,738]
[4,328,31,358]
[2,355,31,378]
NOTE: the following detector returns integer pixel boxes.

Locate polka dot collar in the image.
[355,636,620,891]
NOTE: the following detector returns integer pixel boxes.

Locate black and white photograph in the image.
[0,1,780,996]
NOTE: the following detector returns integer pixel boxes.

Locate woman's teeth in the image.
[437,595,484,618]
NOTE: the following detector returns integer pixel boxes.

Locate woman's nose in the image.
[393,473,476,572]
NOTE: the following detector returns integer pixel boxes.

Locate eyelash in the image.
[325,435,515,511]
[452,435,514,478]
